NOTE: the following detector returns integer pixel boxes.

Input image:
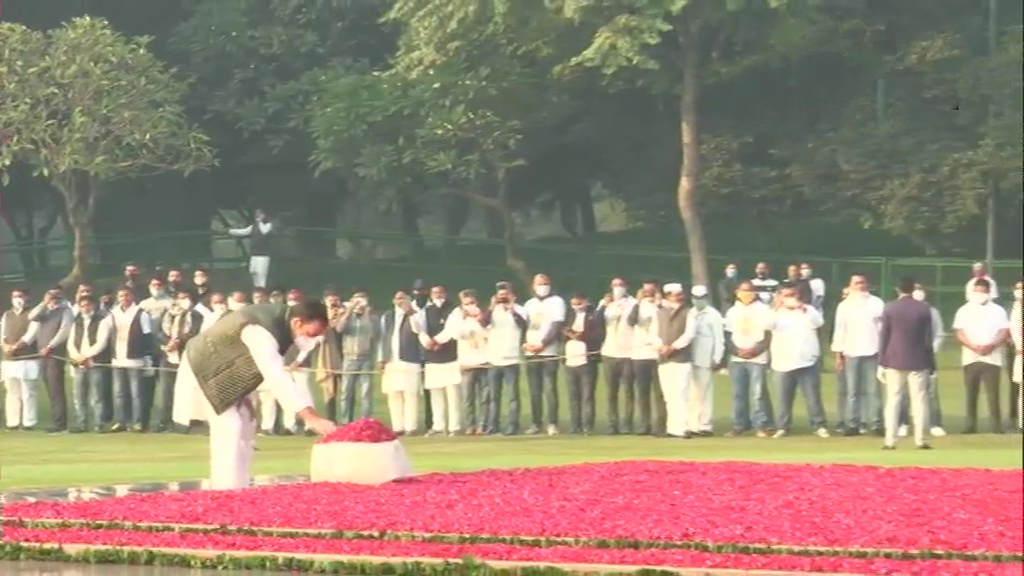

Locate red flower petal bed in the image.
[316,417,397,443]
[7,461,1022,555]
[5,527,1018,576]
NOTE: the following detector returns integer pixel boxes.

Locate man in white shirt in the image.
[687,285,725,436]
[522,274,566,436]
[456,290,488,435]
[770,286,830,438]
[200,293,230,332]
[831,273,885,436]
[66,294,112,433]
[227,208,274,289]
[1,288,42,430]
[103,287,154,433]
[953,278,1010,434]
[964,261,998,301]
[654,283,696,438]
[480,283,527,435]
[598,277,635,434]
[563,293,604,434]
[725,281,776,437]
[751,262,779,305]
[172,301,335,490]
[1010,279,1022,431]
[627,279,664,435]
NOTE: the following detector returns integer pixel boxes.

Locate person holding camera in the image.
[332,289,379,424]
[480,282,527,435]
[29,285,75,433]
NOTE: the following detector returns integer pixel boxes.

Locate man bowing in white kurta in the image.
[172,301,336,490]
[414,284,463,436]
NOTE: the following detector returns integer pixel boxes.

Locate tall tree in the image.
[0,17,215,283]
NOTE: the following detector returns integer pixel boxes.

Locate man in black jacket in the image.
[563,293,605,434]
[415,284,462,435]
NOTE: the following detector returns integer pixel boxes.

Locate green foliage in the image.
[0,17,214,194]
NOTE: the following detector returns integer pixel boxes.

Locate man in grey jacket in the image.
[29,285,74,433]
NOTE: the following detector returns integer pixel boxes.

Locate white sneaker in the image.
[930,426,947,437]
[815,427,831,438]
[772,429,787,439]
[546,424,559,436]
[897,424,909,437]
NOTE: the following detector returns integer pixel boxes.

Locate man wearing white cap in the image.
[654,283,696,438]
[687,285,725,436]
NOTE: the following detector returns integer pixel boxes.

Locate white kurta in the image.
[1011,303,1021,384]
[172,325,314,490]
[1,315,41,429]
[417,308,463,433]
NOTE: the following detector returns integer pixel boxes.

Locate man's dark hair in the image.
[176,288,195,299]
[495,281,511,291]
[48,284,63,292]
[571,291,588,301]
[78,294,98,305]
[896,276,916,295]
[12,287,29,296]
[149,276,164,285]
[291,299,329,324]
[253,288,268,296]
[973,277,992,291]
[193,267,208,275]
[352,286,368,295]
[641,278,659,286]
[322,286,339,298]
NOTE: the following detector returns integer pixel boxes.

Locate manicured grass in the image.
[2,351,1020,490]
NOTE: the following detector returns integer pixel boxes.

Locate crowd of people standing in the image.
[1,259,1021,448]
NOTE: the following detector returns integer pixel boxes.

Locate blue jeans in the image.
[729,361,774,430]
[844,355,881,430]
[486,364,520,434]
[835,367,847,428]
[526,356,559,429]
[112,367,144,427]
[461,367,489,429]
[339,357,373,424]
[898,373,943,427]
[71,366,107,430]
[776,365,827,432]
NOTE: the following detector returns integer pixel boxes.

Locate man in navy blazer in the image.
[879,277,935,450]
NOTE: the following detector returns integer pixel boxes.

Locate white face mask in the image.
[611,286,627,299]
[725,268,737,279]
[293,334,318,352]
[912,290,926,301]
[213,303,228,313]
[782,297,800,309]
[11,297,25,309]
[150,289,164,298]
[286,300,299,307]
[662,300,680,310]
[178,300,192,310]
[1014,288,1022,301]
[463,304,479,315]
[968,292,990,305]
[534,285,551,298]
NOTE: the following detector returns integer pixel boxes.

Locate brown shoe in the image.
[724,428,745,437]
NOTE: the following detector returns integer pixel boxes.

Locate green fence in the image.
[1,229,1020,320]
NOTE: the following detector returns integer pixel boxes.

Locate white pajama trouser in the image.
[690,366,714,432]
[205,400,257,490]
[387,391,420,433]
[3,377,39,428]
[657,362,693,437]
[257,387,278,431]
[429,385,463,433]
[249,255,271,289]
[882,368,929,447]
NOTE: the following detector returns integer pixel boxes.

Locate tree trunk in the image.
[56,173,97,287]
[397,189,425,257]
[676,10,710,286]
[64,216,89,287]
[496,175,531,287]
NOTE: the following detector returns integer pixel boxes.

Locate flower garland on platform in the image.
[3,519,1020,563]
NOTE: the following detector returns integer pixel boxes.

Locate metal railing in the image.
[0,229,1019,318]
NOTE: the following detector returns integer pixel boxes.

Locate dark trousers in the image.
[486,364,520,434]
[604,356,634,433]
[1007,347,1019,424]
[565,362,597,432]
[41,356,67,430]
[156,359,179,429]
[963,361,1001,433]
[631,359,659,434]
[421,360,433,430]
[526,356,559,429]
[140,372,158,429]
[99,368,114,424]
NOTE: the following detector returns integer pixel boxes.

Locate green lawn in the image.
[2,350,1020,491]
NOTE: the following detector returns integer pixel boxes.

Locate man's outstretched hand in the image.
[299,409,337,436]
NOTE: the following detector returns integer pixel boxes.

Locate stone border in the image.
[1,475,309,503]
